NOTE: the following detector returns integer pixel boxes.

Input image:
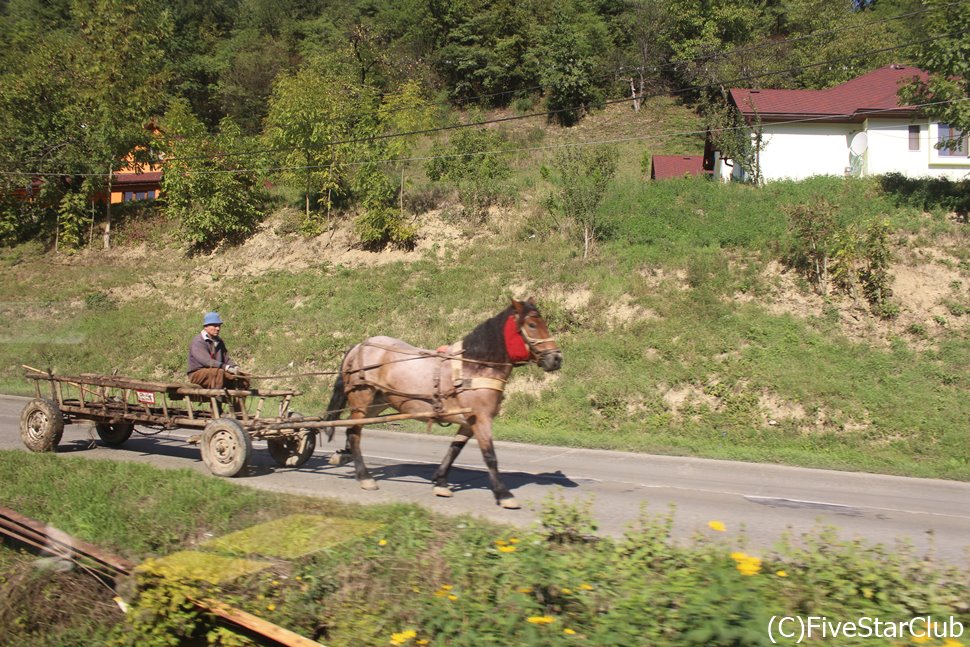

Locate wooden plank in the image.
[0,505,322,647]
[0,506,135,574]
[253,408,473,432]
[190,597,325,647]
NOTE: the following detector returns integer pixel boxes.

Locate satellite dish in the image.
[849,132,868,156]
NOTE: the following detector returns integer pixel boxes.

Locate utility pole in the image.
[103,167,112,250]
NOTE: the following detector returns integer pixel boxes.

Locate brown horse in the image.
[324,298,562,508]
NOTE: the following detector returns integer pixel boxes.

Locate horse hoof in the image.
[329,452,352,466]
[359,478,379,491]
[433,486,453,498]
[498,497,521,510]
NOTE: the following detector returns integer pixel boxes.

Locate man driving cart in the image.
[186,311,250,390]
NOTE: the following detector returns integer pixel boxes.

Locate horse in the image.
[324,298,562,509]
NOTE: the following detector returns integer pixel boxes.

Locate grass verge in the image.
[0,452,967,646]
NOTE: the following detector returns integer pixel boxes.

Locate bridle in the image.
[518,313,559,364]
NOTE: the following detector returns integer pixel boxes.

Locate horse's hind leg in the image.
[431,426,473,497]
[341,389,379,490]
[346,421,378,490]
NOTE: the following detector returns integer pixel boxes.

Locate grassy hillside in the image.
[2,101,968,480]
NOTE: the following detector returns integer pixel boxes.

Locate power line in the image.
[12,2,939,172]
[152,33,948,166]
[105,97,970,178]
[1,33,956,178]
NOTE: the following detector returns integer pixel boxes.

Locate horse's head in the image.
[512,297,563,372]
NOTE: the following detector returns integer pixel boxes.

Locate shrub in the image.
[426,129,512,220]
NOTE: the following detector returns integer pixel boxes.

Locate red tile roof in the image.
[729,65,930,122]
[651,155,710,180]
[113,171,161,186]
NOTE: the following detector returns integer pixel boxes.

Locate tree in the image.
[532,5,609,126]
[68,0,172,249]
[263,56,375,230]
[158,100,265,251]
[215,30,290,135]
[781,0,898,89]
[705,100,766,185]
[0,0,171,250]
[541,144,618,260]
[898,0,970,138]
[357,80,439,248]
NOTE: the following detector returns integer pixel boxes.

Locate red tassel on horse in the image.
[503,315,530,363]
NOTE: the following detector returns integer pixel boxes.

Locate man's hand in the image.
[226,365,239,375]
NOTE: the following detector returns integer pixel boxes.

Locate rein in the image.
[245,312,559,382]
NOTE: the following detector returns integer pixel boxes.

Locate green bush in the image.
[426,129,512,220]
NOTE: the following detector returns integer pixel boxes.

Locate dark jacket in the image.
[187,332,236,374]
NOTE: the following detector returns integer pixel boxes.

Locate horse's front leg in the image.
[431,426,473,498]
[471,417,519,509]
[346,416,378,490]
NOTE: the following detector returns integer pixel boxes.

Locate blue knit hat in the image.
[203,312,223,326]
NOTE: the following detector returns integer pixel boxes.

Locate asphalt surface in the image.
[2,394,968,565]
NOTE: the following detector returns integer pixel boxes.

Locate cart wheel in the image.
[201,418,252,477]
[20,398,64,452]
[95,422,134,446]
[267,412,316,467]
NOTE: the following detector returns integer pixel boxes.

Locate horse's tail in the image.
[325,372,346,421]
[324,346,355,439]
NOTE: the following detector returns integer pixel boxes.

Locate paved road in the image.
[2,394,968,565]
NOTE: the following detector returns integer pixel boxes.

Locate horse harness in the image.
[343,320,556,416]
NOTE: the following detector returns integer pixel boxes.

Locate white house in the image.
[711,65,970,183]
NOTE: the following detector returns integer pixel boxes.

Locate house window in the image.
[123,190,156,202]
[908,125,920,151]
[938,124,967,157]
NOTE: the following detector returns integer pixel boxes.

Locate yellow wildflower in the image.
[527,616,556,625]
[517,586,534,593]
[390,628,417,645]
[912,635,931,644]
[561,588,572,595]
[495,539,508,547]
[378,538,388,546]
[447,594,458,601]
[942,640,963,647]
[730,551,762,576]
[498,545,517,553]
[775,570,788,578]
[708,520,727,532]
[266,603,276,612]
[509,537,520,544]
[564,628,577,635]
[416,641,429,646]
[579,583,594,590]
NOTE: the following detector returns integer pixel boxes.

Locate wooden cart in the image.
[20,367,467,478]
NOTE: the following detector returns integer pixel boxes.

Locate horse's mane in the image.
[461,303,531,363]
